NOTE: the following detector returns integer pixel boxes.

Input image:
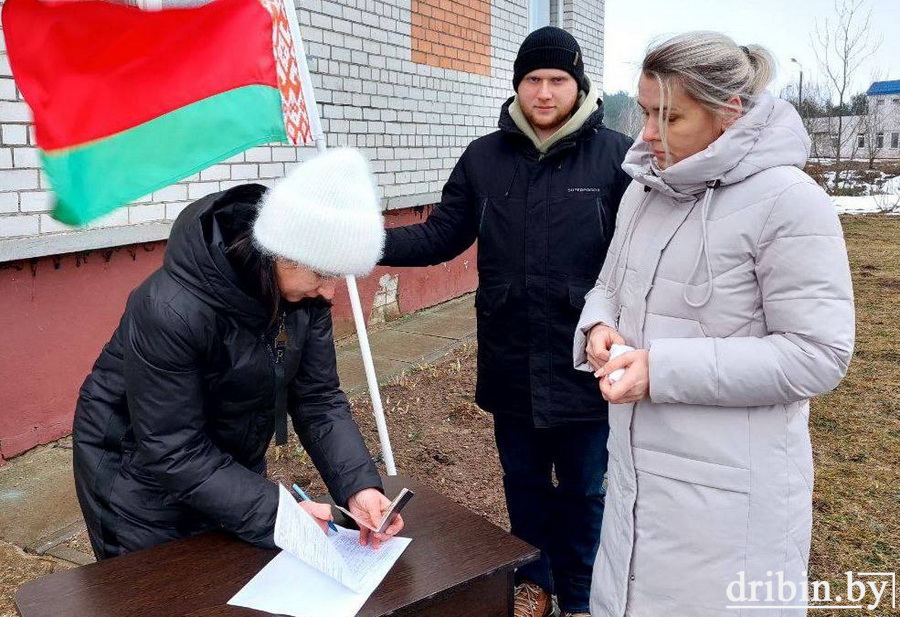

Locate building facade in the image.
[0,0,606,461]
[810,79,900,161]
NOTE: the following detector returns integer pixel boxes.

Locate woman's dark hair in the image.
[225,230,282,325]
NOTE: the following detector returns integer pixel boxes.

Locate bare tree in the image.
[781,80,831,159]
[811,0,881,182]
[859,100,885,168]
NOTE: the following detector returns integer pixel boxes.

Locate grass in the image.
[805,215,900,616]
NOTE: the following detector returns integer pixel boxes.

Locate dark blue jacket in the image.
[381,98,632,426]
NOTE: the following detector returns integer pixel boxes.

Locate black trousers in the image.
[494,414,610,614]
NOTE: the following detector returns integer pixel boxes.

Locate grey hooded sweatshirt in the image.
[573,93,855,616]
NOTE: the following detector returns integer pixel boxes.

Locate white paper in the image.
[228,526,411,617]
[273,484,356,589]
[228,484,411,617]
[608,344,635,384]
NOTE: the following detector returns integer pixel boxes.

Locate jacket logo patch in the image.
[568,187,602,193]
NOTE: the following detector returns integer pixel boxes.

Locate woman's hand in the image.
[586,324,626,371]
[298,500,334,533]
[597,349,650,404]
[347,488,404,549]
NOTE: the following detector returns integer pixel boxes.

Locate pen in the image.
[292,483,339,532]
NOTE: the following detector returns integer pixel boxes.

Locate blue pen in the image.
[292,483,339,533]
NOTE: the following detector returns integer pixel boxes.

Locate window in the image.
[857,133,865,148]
[529,0,550,30]
[893,97,900,105]
[529,0,563,30]
[876,99,885,106]
[876,132,885,148]
[892,132,899,149]
[831,134,840,150]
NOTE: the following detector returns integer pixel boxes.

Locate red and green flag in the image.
[2,0,322,225]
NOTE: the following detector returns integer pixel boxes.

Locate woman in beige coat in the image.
[573,33,854,616]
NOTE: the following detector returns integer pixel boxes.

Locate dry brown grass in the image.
[806,215,900,616]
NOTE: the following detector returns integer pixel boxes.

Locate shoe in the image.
[514,581,557,617]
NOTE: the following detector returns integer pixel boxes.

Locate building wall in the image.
[810,94,900,161]
[0,207,477,462]
[0,0,606,459]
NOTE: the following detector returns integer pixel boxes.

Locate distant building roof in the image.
[867,80,900,96]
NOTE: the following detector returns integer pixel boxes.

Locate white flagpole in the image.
[283,2,396,475]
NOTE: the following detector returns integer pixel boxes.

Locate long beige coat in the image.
[574,94,855,617]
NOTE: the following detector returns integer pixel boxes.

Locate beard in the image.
[521,101,577,135]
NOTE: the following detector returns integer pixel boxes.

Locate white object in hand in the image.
[608,344,635,384]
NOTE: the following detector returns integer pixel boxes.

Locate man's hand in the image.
[298,500,334,533]
[347,488,404,549]
[597,349,650,404]
[586,324,626,371]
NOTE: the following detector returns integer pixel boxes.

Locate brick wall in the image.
[0,0,605,261]
[410,0,491,75]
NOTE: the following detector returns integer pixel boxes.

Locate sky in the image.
[602,0,900,100]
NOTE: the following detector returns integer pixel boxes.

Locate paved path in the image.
[0,293,475,567]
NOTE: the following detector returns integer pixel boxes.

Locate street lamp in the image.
[790,57,804,113]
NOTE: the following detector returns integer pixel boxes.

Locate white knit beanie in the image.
[252,148,384,276]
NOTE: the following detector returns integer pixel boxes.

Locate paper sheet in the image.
[228,484,412,617]
[273,484,356,589]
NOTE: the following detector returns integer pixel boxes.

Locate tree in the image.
[602,90,643,139]
[849,92,869,115]
[811,0,881,179]
[781,80,833,158]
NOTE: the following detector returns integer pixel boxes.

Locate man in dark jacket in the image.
[380,27,632,617]
[74,149,401,559]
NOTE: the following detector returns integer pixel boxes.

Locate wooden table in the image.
[16,476,538,617]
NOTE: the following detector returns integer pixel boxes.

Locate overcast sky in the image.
[602,0,900,100]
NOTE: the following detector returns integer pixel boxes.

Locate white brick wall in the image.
[0,0,604,261]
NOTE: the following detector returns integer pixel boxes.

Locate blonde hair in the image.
[642,31,775,165]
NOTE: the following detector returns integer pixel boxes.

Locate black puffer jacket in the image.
[381,98,632,427]
[73,184,381,559]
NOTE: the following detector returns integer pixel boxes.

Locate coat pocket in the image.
[568,280,594,311]
[633,447,750,493]
[630,447,751,612]
[475,282,511,318]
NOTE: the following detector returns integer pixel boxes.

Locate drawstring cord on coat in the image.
[683,180,720,308]
[604,186,652,300]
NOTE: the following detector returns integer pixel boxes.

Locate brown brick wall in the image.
[411,0,492,76]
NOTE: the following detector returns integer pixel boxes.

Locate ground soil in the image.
[267,341,510,529]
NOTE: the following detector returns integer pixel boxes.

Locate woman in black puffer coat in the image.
[73,150,401,559]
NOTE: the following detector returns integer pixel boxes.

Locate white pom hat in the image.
[253,148,384,276]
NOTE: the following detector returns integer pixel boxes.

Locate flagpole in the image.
[289,25,396,473]
[308,136,397,476]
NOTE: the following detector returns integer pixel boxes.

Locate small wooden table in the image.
[16,476,538,617]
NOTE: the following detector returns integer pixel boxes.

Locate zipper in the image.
[478,197,489,234]
[271,311,289,446]
[596,197,606,240]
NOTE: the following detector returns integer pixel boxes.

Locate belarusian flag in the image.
[2,0,322,225]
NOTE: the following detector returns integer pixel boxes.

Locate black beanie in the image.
[513,26,588,92]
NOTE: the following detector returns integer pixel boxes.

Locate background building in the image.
[810,79,900,161]
[0,0,606,461]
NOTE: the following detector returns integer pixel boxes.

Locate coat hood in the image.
[164,184,273,330]
[622,93,811,201]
